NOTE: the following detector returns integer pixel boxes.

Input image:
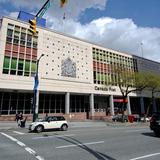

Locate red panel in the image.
[12,52,18,58]
[32,55,37,61]
[26,47,31,54]
[32,48,37,56]
[5,43,12,51]
[13,45,18,52]
[5,50,11,56]
[19,53,24,59]
[26,54,31,59]
[20,46,25,53]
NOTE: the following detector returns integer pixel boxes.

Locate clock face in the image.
[61,57,76,77]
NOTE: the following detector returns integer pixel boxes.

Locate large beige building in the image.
[0,16,160,120]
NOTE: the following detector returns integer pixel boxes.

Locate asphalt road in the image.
[0,122,160,160]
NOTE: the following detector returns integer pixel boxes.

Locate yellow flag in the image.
[60,0,68,8]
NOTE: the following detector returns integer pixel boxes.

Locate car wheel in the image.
[36,125,44,133]
[61,124,68,131]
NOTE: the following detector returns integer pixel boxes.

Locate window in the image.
[7,29,13,37]
[7,24,14,30]
[3,57,10,69]
[11,58,17,70]
[18,59,24,75]
[31,62,36,73]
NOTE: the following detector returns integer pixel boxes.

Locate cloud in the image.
[0,0,107,19]
[48,16,160,62]
[8,12,19,18]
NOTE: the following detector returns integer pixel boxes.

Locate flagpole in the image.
[33,54,44,122]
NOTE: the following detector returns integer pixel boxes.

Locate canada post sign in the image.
[95,86,116,92]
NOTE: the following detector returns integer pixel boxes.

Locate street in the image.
[0,122,160,160]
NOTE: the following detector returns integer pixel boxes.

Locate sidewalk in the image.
[0,120,149,130]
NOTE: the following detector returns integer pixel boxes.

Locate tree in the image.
[143,73,160,121]
[110,67,148,122]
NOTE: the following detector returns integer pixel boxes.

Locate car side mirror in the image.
[48,120,50,123]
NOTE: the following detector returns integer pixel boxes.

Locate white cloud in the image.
[8,12,19,18]
[48,16,160,62]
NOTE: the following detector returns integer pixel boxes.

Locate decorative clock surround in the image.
[61,57,76,78]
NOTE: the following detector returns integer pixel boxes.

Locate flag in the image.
[60,0,67,8]
[34,73,39,91]
[63,13,66,19]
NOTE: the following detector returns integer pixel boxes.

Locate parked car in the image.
[150,112,160,137]
[112,114,128,122]
[29,116,68,133]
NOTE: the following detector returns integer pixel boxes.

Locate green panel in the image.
[3,57,10,69]
[96,73,101,81]
[25,61,30,72]
[11,58,17,70]
[31,62,36,72]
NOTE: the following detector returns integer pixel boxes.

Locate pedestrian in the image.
[17,112,23,127]
[15,113,19,123]
[20,116,27,128]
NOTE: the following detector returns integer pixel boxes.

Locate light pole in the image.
[33,54,44,122]
[140,42,144,58]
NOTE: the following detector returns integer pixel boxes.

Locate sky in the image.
[0,0,160,62]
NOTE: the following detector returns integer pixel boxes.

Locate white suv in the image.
[29,116,68,133]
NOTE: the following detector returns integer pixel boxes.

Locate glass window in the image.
[7,29,13,37]
[8,24,14,30]
[21,33,26,40]
[18,59,24,75]
[15,26,20,31]
[21,27,26,33]
[25,61,30,72]
[6,37,12,43]
[3,69,9,74]
[3,57,10,69]
[14,31,20,37]
[13,39,19,44]
[11,58,17,70]
[27,34,32,42]
[31,62,36,73]
[27,42,32,47]
[20,40,25,46]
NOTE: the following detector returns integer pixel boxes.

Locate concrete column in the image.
[110,95,114,115]
[65,92,70,114]
[127,96,131,115]
[140,97,145,114]
[90,93,94,117]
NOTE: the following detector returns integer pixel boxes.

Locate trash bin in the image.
[128,115,134,123]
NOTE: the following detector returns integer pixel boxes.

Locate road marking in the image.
[13,131,25,135]
[25,147,36,154]
[1,132,17,141]
[56,140,104,149]
[17,141,26,147]
[32,134,75,140]
[129,152,160,160]
[0,132,44,160]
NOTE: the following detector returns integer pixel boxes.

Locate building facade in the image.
[0,16,160,120]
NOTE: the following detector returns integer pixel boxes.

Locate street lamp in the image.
[140,42,144,58]
[33,54,44,122]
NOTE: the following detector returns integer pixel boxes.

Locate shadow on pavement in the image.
[141,132,160,138]
[57,136,116,160]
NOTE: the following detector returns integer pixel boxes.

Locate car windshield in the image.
[35,117,47,122]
